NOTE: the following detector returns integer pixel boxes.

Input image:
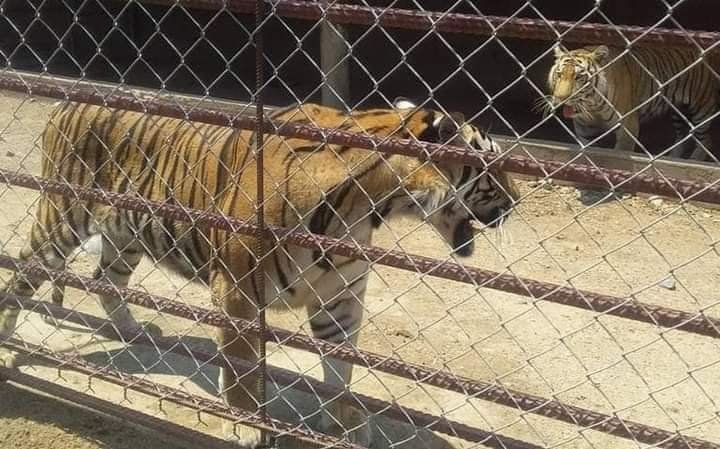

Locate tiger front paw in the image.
[0,309,18,370]
[0,347,17,369]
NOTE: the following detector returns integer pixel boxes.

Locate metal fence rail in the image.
[138,0,720,48]
[0,366,243,449]
[3,337,365,449]
[1,1,719,449]
[2,71,719,203]
[1,170,718,338]
[0,252,717,449]
[0,145,718,449]
[0,291,546,449]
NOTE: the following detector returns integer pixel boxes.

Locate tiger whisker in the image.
[494,211,513,248]
[495,215,504,247]
[533,95,557,119]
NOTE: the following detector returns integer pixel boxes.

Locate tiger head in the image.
[392,98,518,257]
[546,45,610,121]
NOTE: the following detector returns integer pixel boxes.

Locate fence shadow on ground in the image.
[82,337,456,449]
[0,381,192,449]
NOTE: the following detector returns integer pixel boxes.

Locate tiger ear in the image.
[592,45,609,63]
[393,97,417,110]
[438,112,465,142]
[553,45,566,59]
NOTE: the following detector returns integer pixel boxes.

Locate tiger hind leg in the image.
[42,238,102,326]
[669,112,694,159]
[0,210,83,367]
[688,122,714,161]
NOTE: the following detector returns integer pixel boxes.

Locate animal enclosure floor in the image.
[0,382,192,449]
[0,91,719,449]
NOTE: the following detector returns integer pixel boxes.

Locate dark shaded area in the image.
[1,0,718,155]
[0,381,192,449]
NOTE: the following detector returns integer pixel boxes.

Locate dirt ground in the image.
[0,90,719,449]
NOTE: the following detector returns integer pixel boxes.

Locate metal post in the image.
[254,0,271,447]
[320,3,350,110]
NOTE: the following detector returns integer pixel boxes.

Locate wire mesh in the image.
[1,2,720,449]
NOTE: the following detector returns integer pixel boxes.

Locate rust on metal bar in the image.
[0,260,716,449]
[0,291,542,449]
[0,171,717,340]
[0,366,242,449]
[0,71,719,204]
[136,0,720,49]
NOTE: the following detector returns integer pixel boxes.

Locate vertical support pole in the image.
[253,0,270,447]
[320,2,350,110]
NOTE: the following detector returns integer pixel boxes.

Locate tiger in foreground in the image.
[0,98,517,446]
[544,45,720,161]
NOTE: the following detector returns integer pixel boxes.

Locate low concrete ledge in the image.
[497,136,720,208]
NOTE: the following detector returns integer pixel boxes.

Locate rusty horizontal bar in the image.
[136,0,720,49]
[1,171,718,340]
[0,366,240,449]
[1,71,719,204]
[0,291,542,449]
[0,72,716,448]
[0,337,362,449]
[0,258,715,449]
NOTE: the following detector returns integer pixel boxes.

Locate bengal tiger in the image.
[544,45,720,161]
[0,98,517,446]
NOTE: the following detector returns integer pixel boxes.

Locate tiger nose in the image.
[553,81,573,102]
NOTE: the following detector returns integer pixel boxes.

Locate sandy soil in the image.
[0,90,719,449]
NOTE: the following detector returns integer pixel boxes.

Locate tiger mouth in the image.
[469,207,507,231]
[562,104,576,118]
[456,209,509,255]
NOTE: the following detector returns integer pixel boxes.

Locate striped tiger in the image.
[0,98,517,446]
[544,45,720,161]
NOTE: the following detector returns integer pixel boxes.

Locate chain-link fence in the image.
[1,1,719,449]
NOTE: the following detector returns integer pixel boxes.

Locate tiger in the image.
[544,44,720,161]
[0,98,518,446]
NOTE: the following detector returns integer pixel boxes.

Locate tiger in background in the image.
[0,98,518,446]
[544,45,720,161]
